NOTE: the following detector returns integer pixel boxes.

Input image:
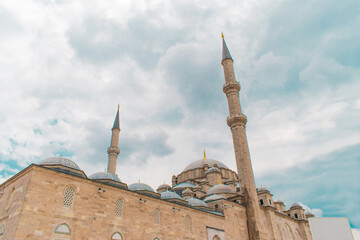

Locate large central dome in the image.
[183,159,229,172]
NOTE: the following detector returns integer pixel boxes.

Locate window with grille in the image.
[63,187,75,208]
[115,199,123,217]
[185,215,190,230]
[154,208,160,224]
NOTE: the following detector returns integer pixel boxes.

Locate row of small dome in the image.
[39,157,236,196]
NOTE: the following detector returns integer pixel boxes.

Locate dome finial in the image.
[203,148,207,159]
[221,32,224,39]
[118,104,120,110]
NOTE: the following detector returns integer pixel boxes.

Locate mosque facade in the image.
[0,37,314,240]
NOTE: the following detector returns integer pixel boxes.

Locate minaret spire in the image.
[107,105,121,174]
[221,35,266,240]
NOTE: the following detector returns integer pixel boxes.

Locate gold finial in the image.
[218,176,221,185]
[221,32,224,39]
[203,149,207,159]
[118,104,120,110]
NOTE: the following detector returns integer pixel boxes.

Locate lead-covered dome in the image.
[186,198,207,207]
[204,194,225,203]
[128,182,154,192]
[207,184,235,195]
[40,157,80,170]
[183,159,228,171]
[161,190,182,200]
[89,172,121,182]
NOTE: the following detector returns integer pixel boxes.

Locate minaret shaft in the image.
[221,38,266,240]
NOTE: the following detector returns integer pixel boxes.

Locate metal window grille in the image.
[115,200,123,217]
[63,187,75,208]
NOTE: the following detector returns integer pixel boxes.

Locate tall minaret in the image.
[221,34,265,240]
[107,105,121,174]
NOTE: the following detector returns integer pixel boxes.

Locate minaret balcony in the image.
[227,113,247,128]
[223,81,240,93]
[107,146,120,155]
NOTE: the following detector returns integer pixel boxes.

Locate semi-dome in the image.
[172,182,195,189]
[186,198,207,207]
[128,182,154,192]
[40,157,80,170]
[89,172,121,182]
[204,194,225,203]
[161,190,182,200]
[205,167,221,174]
[207,184,235,195]
[183,159,229,172]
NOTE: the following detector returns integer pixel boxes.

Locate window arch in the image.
[111,232,123,240]
[63,187,75,208]
[212,235,221,240]
[0,223,4,236]
[154,208,160,224]
[54,223,71,235]
[259,199,264,205]
[115,199,123,217]
[185,215,191,230]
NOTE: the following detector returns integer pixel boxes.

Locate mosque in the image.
[0,36,315,240]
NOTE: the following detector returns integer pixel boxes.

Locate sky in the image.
[1,0,359,229]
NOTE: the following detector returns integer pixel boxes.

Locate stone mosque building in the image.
[0,36,315,240]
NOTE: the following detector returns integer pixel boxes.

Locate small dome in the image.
[205,167,221,174]
[183,159,229,172]
[172,182,195,189]
[157,183,171,190]
[291,202,302,208]
[186,198,207,207]
[40,157,80,170]
[207,184,235,195]
[161,190,182,200]
[257,186,268,192]
[89,172,121,182]
[128,182,154,192]
[183,188,193,195]
[204,194,225,203]
[305,211,315,217]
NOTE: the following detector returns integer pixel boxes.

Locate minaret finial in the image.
[203,148,207,159]
[221,32,224,39]
[118,104,120,110]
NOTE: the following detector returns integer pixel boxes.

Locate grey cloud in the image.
[119,131,174,165]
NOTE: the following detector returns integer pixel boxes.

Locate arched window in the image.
[63,187,75,208]
[111,232,123,240]
[54,223,71,235]
[269,199,272,205]
[185,215,191,230]
[259,199,264,205]
[294,213,298,219]
[154,208,160,224]
[212,235,221,240]
[115,199,123,217]
[0,224,4,236]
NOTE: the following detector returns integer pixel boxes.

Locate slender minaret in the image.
[221,34,265,240]
[107,105,121,174]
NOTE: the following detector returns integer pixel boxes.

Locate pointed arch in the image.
[111,232,123,240]
[212,235,221,240]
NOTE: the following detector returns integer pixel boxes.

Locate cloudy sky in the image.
[1,0,359,229]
